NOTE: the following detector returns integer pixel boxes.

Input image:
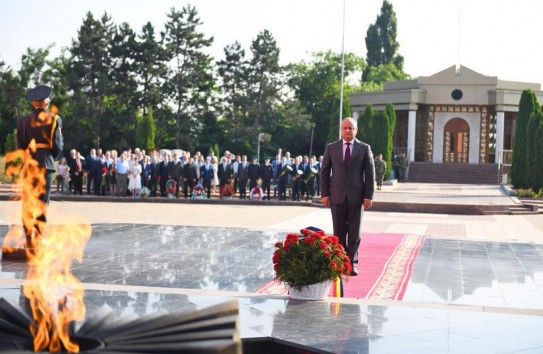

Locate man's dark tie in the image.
[344,143,351,167]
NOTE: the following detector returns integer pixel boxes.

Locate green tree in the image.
[135,22,167,116]
[365,0,403,70]
[102,22,141,150]
[217,41,249,139]
[364,0,405,82]
[3,129,17,153]
[273,99,313,157]
[67,12,115,148]
[526,110,542,189]
[110,22,138,109]
[533,119,543,192]
[42,50,71,113]
[18,46,53,87]
[383,103,396,179]
[356,103,394,179]
[288,51,365,155]
[511,90,539,188]
[247,29,283,135]
[163,5,215,149]
[364,62,409,85]
[0,63,25,153]
[358,104,375,145]
[137,106,156,151]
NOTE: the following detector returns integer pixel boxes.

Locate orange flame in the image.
[3,141,91,353]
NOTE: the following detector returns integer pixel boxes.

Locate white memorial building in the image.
[349,65,543,183]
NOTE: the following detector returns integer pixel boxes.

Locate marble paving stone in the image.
[2,223,543,353]
[404,237,543,309]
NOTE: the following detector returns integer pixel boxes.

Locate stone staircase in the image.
[407,162,501,184]
[509,198,543,215]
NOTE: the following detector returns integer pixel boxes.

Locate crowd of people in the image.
[55,147,325,201]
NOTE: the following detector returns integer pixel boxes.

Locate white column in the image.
[495,111,505,164]
[407,110,416,162]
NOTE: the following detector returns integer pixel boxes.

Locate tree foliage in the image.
[0,63,24,153]
[511,90,540,188]
[67,12,115,148]
[533,118,543,192]
[0,3,408,161]
[163,5,215,149]
[217,41,249,138]
[139,107,156,151]
[289,51,365,155]
[526,111,542,189]
[363,0,406,84]
[247,29,283,132]
[365,0,403,70]
[135,22,167,117]
[357,103,395,179]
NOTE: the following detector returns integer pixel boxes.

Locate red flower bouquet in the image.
[273,228,351,290]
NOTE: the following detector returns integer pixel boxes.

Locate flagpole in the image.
[338,0,346,139]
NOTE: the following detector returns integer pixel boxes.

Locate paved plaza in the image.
[1,182,543,353]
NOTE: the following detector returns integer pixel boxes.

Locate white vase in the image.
[286,280,332,300]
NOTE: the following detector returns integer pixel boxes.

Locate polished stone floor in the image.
[404,238,543,309]
[1,224,543,353]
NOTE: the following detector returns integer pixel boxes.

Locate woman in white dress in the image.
[211,156,219,195]
[128,156,142,197]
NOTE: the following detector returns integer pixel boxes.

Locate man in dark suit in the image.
[141,156,152,190]
[247,156,260,191]
[149,151,160,197]
[259,157,273,200]
[321,118,375,276]
[217,156,233,199]
[182,158,197,198]
[171,153,183,198]
[271,154,281,197]
[291,156,303,201]
[277,156,289,201]
[304,156,318,201]
[237,155,249,199]
[200,157,214,199]
[84,149,101,195]
[159,153,173,196]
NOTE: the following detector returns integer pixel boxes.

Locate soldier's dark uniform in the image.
[17,85,63,243]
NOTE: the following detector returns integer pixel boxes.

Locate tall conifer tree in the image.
[247,30,283,133]
[163,5,215,149]
[511,90,539,188]
[217,41,249,137]
[533,119,543,192]
[68,12,115,147]
[526,110,542,189]
[364,0,404,81]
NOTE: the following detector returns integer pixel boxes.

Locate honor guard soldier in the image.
[17,85,64,245]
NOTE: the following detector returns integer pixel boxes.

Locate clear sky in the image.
[1,0,542,86]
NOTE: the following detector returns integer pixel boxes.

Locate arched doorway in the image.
[443,118,469,163]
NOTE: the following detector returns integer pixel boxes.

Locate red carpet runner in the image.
[256,232,426,300]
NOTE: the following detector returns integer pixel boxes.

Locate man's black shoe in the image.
[350,267,358,276]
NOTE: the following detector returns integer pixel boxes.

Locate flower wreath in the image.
[221,181,234,198]
[249,186,263,201]
[165,179,177,197]
[273,227,351,290]
[191,182,206,199]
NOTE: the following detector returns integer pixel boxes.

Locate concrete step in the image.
[509,204,539,215]
[407,162,501,184]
